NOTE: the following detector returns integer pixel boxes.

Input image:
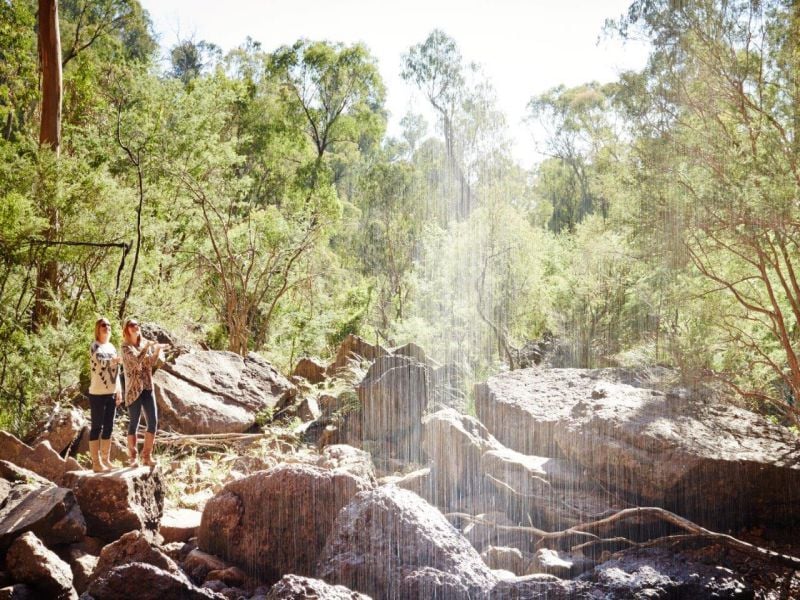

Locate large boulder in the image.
[422,408,502,509]
[316,486,497,599]
[266,575,371,600]
[0,480,85,552]
[0,431,81,485]
[357,357,430,461]
[154,351,295,434]
[6,532,77,600]
[85,563,223,600]
[62,467,163,541]
[475,368,800,529]
[198,463,374,584]
[91,530,182,582]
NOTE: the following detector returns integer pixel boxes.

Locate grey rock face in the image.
[0,481,85,552]
[154,350,296,435]
[475,367,800,529]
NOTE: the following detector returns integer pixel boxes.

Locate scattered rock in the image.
[527,548,595,578]
[358,359,430,461]
[85,562,223,600]
[481,546,527,575]
[198,463,374,584]
[329,334,388,372]
[0,432,81,485]
[91,530,182,583]
[32,406,87,456]
[6,532,77,600]
[183,548,229,583]
[63,467,164,542]
[317,486,497,599]
[584,547,752,598]
[480,446,616,530]
[0,584,36,599]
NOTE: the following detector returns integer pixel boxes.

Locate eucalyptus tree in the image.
[614,0,800,422]
[269,40,386,166]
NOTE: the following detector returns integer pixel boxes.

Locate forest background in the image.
[1,0,799,435]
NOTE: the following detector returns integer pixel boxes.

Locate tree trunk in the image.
[32,0,63,331]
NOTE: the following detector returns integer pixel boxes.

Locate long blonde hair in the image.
[122,319,142,346]
[94,318,111,342]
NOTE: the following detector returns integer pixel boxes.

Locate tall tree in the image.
[615,0,800,422]
[32,0,63,331]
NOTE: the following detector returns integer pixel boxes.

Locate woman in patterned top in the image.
[121,319,169,467]
[88,317,122,472]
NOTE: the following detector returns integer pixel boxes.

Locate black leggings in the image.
[127,389,157,435]
[88,393,116,441]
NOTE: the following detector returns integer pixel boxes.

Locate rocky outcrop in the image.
[316,486,497,599]
[154,351,296,434]
[475,367,800,530]
[6,532,77,600]
[0,480,85,552]
[63,467,163,541]
[0,431,81,485]
[198,463,374,584]
[266,575,371,599]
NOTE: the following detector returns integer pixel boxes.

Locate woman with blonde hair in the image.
[88,317,122,472]
[121,319,169,466]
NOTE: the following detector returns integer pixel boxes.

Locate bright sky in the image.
[139,0,649,167]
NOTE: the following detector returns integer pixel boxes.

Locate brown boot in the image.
[99,438,113,470]
[89,440,106,472]
[141,432,156,467]
[127,434,139,467]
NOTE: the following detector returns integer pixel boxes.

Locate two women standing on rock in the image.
[121,318,170,467]
[87,317,169,470]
